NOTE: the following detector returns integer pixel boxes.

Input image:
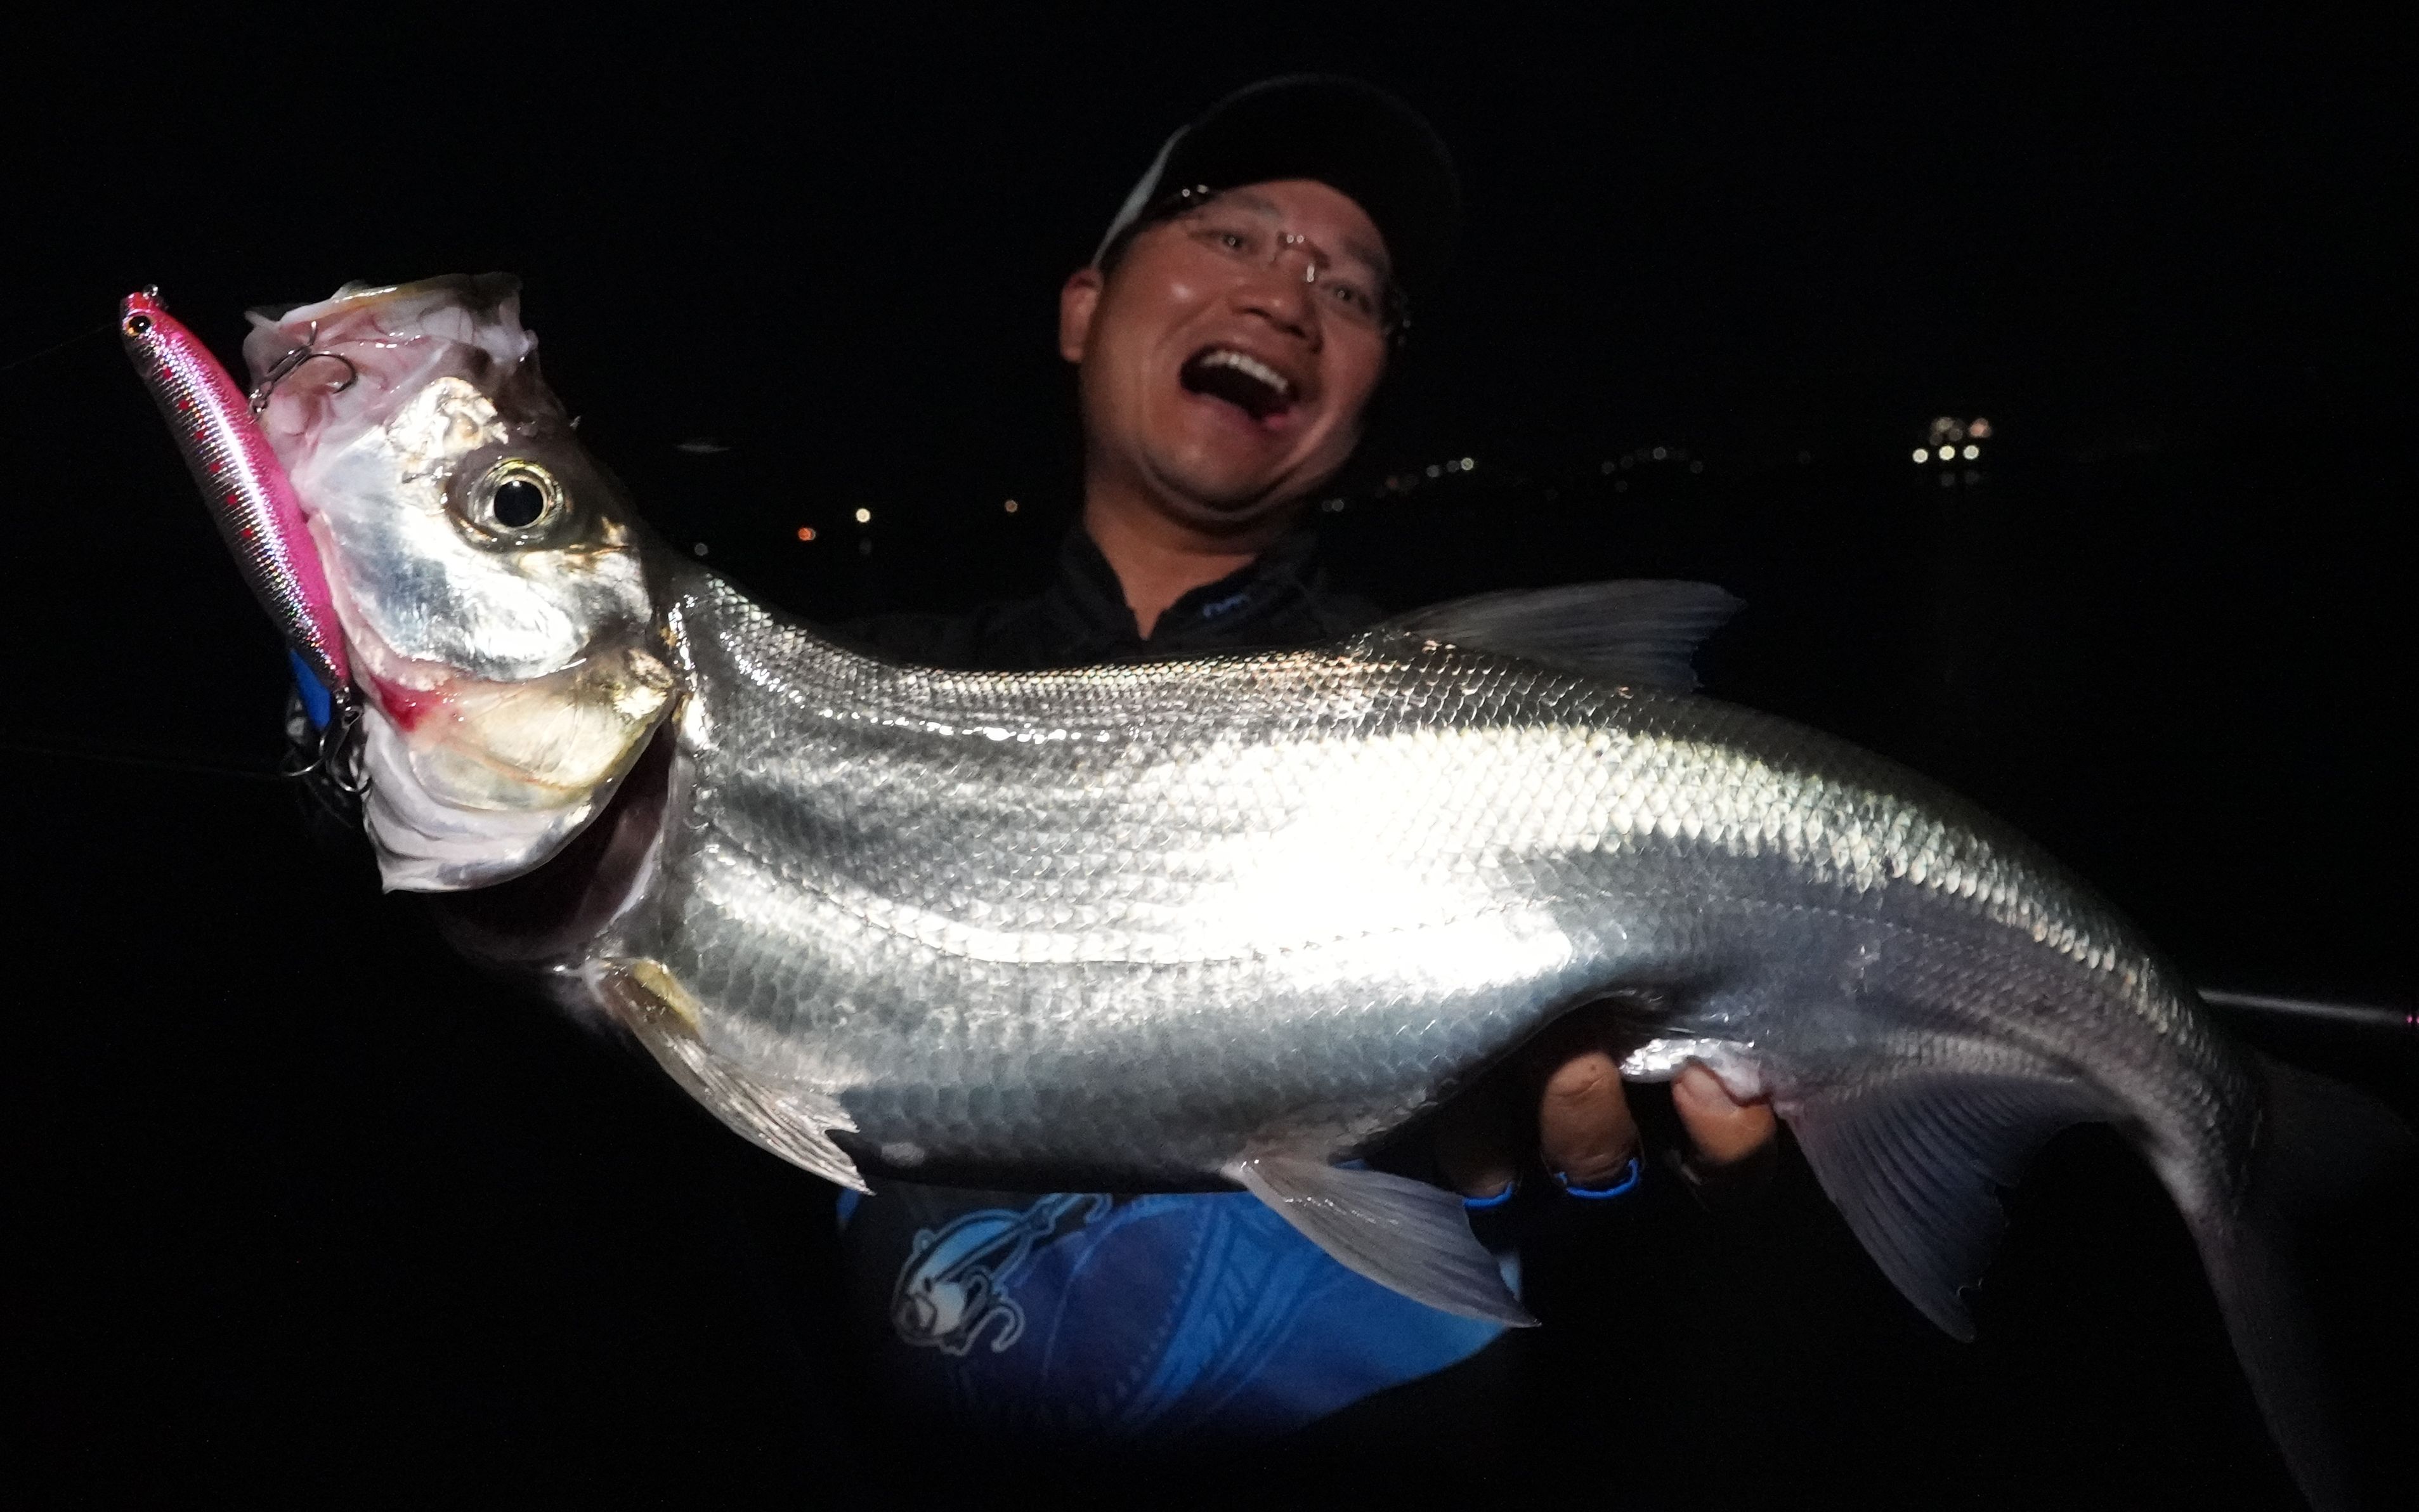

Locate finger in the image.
[1433,1079,1522,1199]
[1672,1062,1778,1167]
[1537,1050,1640,1185]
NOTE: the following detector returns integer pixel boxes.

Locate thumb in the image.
[1672,1062,1777,1167]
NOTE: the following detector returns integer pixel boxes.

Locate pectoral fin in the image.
[1785,1065,2105,1339]
[595,959,870,1194]
[1226,1155,1536,1327]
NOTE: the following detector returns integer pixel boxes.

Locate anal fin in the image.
[1786,1063,2104,1339]
[1226,1155,1535,1327]
[594,959,870,1194]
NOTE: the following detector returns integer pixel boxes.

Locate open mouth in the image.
[1180,347,1298,424]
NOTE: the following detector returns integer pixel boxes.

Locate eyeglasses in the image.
[1143,185,1410,343]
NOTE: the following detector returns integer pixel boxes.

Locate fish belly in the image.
[647,837,1672,1188]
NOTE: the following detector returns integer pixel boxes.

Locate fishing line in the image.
[0,736,282,782]
[0,319,112,380]
[2199,988,2416,1036]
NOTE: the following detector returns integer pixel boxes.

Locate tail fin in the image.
[2186,1054,2415,1512]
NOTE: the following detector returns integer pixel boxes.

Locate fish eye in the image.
[464,459,568,540]
[124,313,153,336]
[492,478,545,528]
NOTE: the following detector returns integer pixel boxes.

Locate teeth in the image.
[1200,349,1294,398]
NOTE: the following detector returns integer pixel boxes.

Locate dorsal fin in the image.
[1382,580,1742,691]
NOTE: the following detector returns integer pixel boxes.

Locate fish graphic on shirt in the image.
[891,1193,1109,1355]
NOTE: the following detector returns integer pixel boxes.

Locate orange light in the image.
[795,526,818,542]
[1003,499,1019,514]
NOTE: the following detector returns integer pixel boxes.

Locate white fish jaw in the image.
[357,646,673,891]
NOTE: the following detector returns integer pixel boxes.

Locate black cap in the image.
[1095,75,1461,308]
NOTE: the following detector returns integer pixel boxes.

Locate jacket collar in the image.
[1043,526,1331,656]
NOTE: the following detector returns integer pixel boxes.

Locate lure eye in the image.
[464,459,568,540]
[124,313,153,337]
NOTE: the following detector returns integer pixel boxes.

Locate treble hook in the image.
[323,705,370,797]
[281,690,367,796]
[247,320,359,415]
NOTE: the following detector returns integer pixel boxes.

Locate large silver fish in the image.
[236,276,2371,1508]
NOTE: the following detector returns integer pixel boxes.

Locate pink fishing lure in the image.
[120,288,350,694]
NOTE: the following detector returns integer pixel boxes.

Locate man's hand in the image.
[1432,1019,1777,1198]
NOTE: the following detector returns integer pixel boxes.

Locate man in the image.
[834,76,1777,1444]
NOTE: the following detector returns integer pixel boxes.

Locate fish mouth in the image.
[344,617,676,891]
[1180,345,1302,426]
[427,717,677,963]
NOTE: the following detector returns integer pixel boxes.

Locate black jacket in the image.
[838,525,1383,669]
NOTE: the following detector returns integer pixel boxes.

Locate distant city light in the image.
[693,542,710,557]
[1652,446,1667,460]
[1444,459,1460,472]
[795,526,818,542]
[1003,499,1020,514]
[1601,461,1615,475]
[854,507,873,524]
[1689,460,1704,473]
[1461,456,1475,471]
[1426,464,1442,478]
[1918,417,1995,466]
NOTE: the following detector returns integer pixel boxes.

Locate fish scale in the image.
[611,578,2311,1496]
[205,278,2361,1507]
[624,568,2235,1202]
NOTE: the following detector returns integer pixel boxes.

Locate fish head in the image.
[245,276,672,892]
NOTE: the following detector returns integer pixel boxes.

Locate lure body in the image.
[120,289,349,696]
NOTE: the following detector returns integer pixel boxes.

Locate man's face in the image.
[1060,178,1392,538]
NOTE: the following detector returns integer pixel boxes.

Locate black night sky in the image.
[8,8,2409,1506]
